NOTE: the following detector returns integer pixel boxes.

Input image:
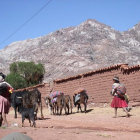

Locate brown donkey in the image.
[45,95,64,115]
[63,95,73,115]
[73,89,88,113]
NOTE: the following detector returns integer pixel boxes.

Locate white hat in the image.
[113,76,119,82]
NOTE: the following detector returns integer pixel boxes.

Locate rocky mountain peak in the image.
[131,22,140,31]
[0,19,140,82]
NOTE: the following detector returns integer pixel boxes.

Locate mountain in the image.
[0,19,140,82]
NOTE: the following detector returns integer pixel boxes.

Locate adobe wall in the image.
[49,64,140,104]
[23,64,140,105]
[52,69,119,103]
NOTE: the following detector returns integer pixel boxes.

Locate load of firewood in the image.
[74,88,86,95]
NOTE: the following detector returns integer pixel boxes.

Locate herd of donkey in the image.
[10,87,88,127]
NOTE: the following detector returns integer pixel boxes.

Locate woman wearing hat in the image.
[110,76,130,118]
[0,74,13,127]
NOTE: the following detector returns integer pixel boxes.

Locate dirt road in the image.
[0,106,140,140]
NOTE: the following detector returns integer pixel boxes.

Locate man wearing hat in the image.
[0,73,13,127]
[110,76,130,118]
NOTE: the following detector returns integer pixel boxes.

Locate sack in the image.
[116,83,126,95]
[75,94,80,103]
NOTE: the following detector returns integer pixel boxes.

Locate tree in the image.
[6,73,27,90]
[6,61,45,89]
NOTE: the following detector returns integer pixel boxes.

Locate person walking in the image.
[110,76,130,118]
[0,73,13,127]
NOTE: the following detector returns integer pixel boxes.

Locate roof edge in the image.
[54,64,128,83]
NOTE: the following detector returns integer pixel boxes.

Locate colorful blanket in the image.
[49,91,64,99]
[51,97,57,103]
[116,84,126,95]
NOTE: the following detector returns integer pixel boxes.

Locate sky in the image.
[0,0,140,49]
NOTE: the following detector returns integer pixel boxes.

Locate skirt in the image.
[0,95,10,114]
[111,96,128,108]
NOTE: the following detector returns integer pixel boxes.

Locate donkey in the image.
[45,90,64,115]
[63,95,72,115]
[45,95,64,115]
[54,95,64,115]
[45,94,73,115]
[45,96,54,115]
[73,90,88,113]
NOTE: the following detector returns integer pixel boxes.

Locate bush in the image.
[7,61,45,89]
[6,73,27,90]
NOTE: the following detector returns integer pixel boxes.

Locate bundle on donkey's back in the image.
[45,91,72,115]
[73,88,88,113]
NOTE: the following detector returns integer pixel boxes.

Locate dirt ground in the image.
[1,105,140,140]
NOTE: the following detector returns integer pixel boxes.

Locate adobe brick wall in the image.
[43,64,140,104]
[25,64,140,105]
[52,69,120,103]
